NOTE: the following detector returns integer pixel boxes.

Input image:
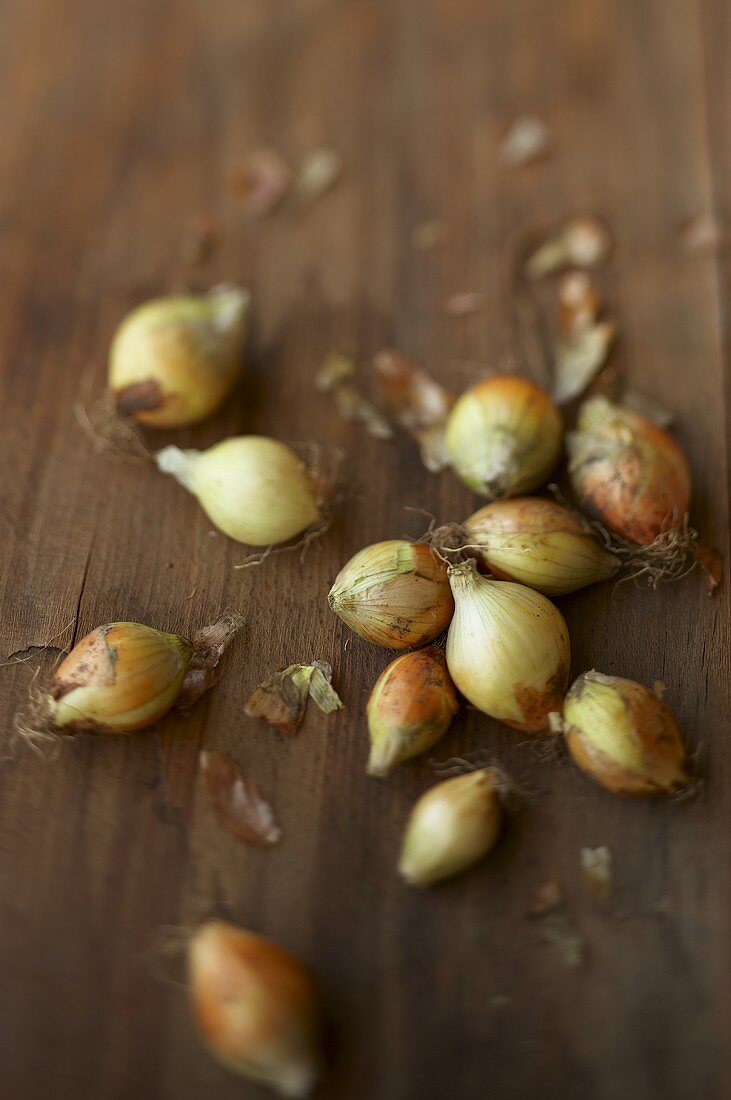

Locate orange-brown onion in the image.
[568,396,691,546]
[562,671,690,796]
[188,921,322,1097]
[367,646,458,776]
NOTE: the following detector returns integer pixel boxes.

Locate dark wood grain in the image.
[1,1,729,1098]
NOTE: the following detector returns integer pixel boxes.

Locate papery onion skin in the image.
[399,770,502,886]
[109,287,250,427]
[156,436,320,547]
[367,646,458,776]
[328,540,454,649]
[47,623,193,733]
[463,497,619,595]
[568,396,692,546]
[445,376,563,498]
[188,921,321,1098]
[446,561,570,732]
[562,670,690,797]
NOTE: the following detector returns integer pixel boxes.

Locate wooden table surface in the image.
[1,1,730,1098]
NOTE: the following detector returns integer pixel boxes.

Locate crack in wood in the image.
[69,538,95,650]
[3,644,65,664]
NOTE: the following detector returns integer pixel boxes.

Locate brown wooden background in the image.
[1,1,730,1098]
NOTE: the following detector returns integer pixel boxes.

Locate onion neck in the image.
[207,285,250,336]
[447,559,483,595]
[480,429,518,497]
[155,445,199,492]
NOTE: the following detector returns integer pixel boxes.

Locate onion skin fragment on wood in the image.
[200,750,282,846]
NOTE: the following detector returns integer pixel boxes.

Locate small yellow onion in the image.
[156,437,320,546]
[367,646,458,776]
[399,769,503,886]
[109,286,250,427]
[188,921,321,1098]
[446,560,570,732]
[561,670,690,796]
[463,497,619,595]
[328,540,454,649]
[47,623,193,733]
[445,375,563,498]
[568,395,692,546]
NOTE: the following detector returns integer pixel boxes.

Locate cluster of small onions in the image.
[108,289,326,549]
[182,691,686,1096]
[98,296,696,1089]
[444,374,693,552]
[109,291,693,556]
[328,373,695,888]
[327,538,572,885]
